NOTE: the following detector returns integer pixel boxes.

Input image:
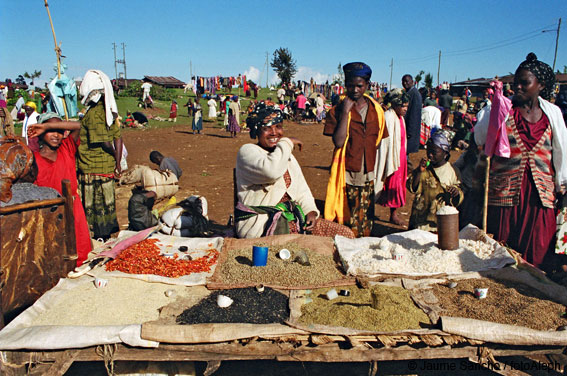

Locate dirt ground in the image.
[117,114,435,236]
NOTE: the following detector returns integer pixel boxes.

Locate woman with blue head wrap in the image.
[323,62,387,237]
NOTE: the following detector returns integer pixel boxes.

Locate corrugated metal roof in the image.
[144,76,186,88]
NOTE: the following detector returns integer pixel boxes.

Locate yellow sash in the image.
[324,94,385,224]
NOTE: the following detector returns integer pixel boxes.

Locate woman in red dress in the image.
[28,113,92,266]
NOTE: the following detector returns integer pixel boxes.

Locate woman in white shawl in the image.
[375,89,408,225]
[207,97,217,119]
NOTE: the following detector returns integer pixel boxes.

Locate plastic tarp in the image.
[0,278,158,350]
[336,224,515,277]
[46,64,78,118]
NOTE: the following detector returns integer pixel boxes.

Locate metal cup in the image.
[293,250,310,266]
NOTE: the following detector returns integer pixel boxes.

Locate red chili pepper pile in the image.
[105,238,219,278]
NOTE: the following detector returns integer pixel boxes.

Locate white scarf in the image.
[79,70,118,128]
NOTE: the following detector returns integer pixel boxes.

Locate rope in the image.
[95,344,117,376]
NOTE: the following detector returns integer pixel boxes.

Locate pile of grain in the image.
[31,278,188,326]
[347,237,505,275]
[216,242,344,287]
[432,278,567,331]
[298,285,430,332]
[176,287,288,324]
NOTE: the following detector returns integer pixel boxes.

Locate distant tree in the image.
[414,70,425,88]
[424,73,433,89]
[15,75,26,86]
[336,63,344,85]
[271,47,297,85]
[23,70,42,86]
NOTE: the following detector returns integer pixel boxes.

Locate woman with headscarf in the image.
[474,53,567,270]
[192,98,203,134]
[376,89,409,225]
[77,70,123,241]
[323,62,387,237]
[22,102,40,152]
[28,113,92,265]
[235,105,354,239]
[407,131,463,231]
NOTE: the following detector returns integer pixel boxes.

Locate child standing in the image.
[227,108,240,138]
[169,100,177,122]
[407,131,463,231]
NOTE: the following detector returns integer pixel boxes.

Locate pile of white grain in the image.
[347,237,497,275]
[31,278,188,326]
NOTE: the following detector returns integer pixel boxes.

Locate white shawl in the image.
[374,108,401,197]
[79,70,118,128]
[475,97,567,191]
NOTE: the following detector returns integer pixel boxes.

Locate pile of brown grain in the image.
[298,285,430,332]
[216,242,344,287]
[432,278,567,331]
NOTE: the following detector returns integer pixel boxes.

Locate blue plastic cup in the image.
[252,246,269,266]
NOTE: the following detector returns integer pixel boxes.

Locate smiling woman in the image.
[234,104,354,239]
[30,113,92,266]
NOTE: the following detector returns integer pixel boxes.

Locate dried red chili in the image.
[105,238,219,278]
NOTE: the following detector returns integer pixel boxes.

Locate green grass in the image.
[12,86,283,133]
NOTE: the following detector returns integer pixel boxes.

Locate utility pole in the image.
[437,50,441,88]
[553,18,562,72]
[265,52,269,88]
[121,43,127,87]
[113,43,118,81]
[389,58,393,90]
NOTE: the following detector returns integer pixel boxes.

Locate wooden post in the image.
[61,179,77,264]
[482,157,490,232]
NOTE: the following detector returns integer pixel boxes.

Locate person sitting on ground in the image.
[407,131,463,231]
[128,187,158,231]
[149,150,182,179]
[28,113,93,265]
[235,106,354,239]
[123,111,136,128]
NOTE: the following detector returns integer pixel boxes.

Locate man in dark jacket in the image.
[438,89,453,127]
[402,74,422,154]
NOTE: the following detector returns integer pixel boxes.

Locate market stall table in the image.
[1,232,566,375]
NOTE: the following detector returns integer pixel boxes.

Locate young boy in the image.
[149,151,182,179]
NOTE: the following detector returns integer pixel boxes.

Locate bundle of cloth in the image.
[159,196,208,237]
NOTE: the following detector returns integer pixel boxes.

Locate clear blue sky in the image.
[2,1,565,88]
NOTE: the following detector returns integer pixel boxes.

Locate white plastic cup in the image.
[94,278,108,288]
[326,288,338,300]
[474,288,488,299]
[278,248,291,260]
[217,294,234,308]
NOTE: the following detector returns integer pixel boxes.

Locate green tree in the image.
[414,70,425,88]
[271,47,297,85]
[424,73,434,89]
[23,70,42,86]
[334,62,344,85]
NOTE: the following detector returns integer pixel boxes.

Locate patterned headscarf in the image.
[383,88,409,107]
[516,52,555,100]
[343,62,372,82]
[429,130,451,153]
[246,106,283,139]
[0,137,34,202]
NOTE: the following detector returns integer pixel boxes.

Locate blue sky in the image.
[2,1,565,88]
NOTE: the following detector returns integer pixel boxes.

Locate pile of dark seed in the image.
[176,287,289,325]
